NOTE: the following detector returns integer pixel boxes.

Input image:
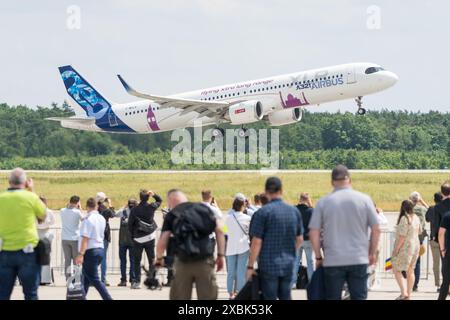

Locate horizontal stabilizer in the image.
[46,117,96,125]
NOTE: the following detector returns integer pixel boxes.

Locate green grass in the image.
[1,171,448,211]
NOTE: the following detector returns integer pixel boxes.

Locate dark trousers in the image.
[119,244,136,282]
[438,252,450,300]
[323,264,368,300]
[259,272,293,300]
[82,248,112,300]
[164,238,176,284]
[413,256,420,288]
[132,240,155,283]
[0,250,40,300]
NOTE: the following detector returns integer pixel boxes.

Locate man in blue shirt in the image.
[247,177,303,300]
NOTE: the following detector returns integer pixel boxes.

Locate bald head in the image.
[8,168,27,188]
[167,189,188,209]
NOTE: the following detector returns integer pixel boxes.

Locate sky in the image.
[0,0,449,113]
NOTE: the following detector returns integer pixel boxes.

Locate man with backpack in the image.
[128,190,162,289]
[155,189,225,300]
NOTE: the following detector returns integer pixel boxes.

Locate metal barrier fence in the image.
[48,227,157,275]
[47,228,431,279]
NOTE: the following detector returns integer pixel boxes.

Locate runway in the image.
[1,169,449,174]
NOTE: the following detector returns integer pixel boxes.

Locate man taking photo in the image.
[0,168,46,300]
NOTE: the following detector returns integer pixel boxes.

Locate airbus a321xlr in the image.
[49,63,398,137]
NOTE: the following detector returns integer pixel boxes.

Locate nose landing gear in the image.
[355,96,366,115]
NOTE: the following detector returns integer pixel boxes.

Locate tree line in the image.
[0,102,448,169]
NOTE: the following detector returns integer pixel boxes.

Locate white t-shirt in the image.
[202,202,222,240]
[60,207,83,241]
[225,209,251,256]
[246,205,261,217]
[201,202,223,219]
[79,210,105,251]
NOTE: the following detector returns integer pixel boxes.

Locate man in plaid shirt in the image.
[247,177,304,300]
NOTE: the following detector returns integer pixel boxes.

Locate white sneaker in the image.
[130,282,141,289]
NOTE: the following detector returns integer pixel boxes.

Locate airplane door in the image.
[108,110,118,127]
[346,66,357,84]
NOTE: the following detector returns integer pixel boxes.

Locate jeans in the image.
[0,250,41,300]
[323,264,368,300]
[413,256,420,289]
[226,251,249,294]
[100,240,109,283]
[259,272,293,300]
[291,240,314,287]
[82,248,112,300]
[119,244,136,282]
[438,252,450,300]
[132,240,155,283]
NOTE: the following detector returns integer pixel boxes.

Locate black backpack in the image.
[171,202,217,262]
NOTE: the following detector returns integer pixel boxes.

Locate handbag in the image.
[419,244,426,256]
[307,266,326,300]
[234,272,262,300]
[66,266,86,300]
[296,265,309,289]
[35,238,51,266]
[136,217,158,235]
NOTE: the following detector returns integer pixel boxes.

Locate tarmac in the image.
[8,211,445,300]
[9,272,443,300]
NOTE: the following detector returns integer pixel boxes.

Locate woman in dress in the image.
[391,200,421,300]
[37,196,55,285]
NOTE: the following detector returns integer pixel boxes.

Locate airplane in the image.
[48,63,398,138]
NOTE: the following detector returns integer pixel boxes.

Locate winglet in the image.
[116,74,155,100]
[117,74,134,93]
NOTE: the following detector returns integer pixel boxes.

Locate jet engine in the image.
[228,100,264,125]
[267,108,303,126]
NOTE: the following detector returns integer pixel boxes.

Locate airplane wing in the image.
[46,117,96,125]
[117,75,230,119]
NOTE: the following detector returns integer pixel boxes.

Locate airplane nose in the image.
[385,71,399,87]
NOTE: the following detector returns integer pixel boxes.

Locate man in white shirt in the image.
[201,190,223,220]
[75,198,112,300]
[201,190,223,248]
[60,195,83,279]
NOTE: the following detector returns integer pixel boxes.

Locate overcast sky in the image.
[0,0,448,113]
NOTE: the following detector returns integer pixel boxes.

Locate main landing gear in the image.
[237,126,249,138]
[212,126,249,139]
[212,127,225,138]
[355,96,366,115]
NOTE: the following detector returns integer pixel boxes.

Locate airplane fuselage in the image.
[59,62,398,133]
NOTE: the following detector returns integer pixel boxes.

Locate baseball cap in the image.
[95,192,107,203]
[234,193,247,201]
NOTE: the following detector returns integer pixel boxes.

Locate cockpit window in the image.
[365,66,385,74]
